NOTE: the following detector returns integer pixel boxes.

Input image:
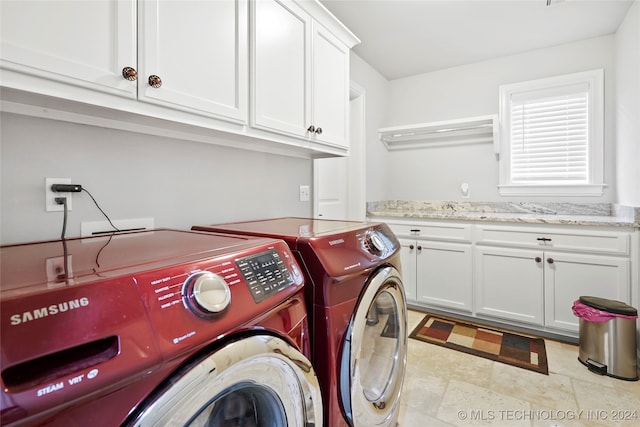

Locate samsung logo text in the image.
[10,297,90,325]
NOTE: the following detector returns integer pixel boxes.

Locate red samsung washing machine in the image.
[193,218,407,427]
[1,229,323,426]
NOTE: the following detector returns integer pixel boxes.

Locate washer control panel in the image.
[236,249,294,303]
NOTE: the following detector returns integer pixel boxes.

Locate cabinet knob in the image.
[409,244,414,250]
[417,245,422,251]
[547,257,554,264]
[307,125,316,133]
[148,75,162,88]
[534,257,542,263]
[122,66,137,81]
[315,127,323,135]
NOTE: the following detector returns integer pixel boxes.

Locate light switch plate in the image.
[299,185,310,202]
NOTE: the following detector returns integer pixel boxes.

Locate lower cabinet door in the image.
[544,251,630,332]
[416,241,472,313]
[475,246,544,325]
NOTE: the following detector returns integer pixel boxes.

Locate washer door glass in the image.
[345,266,407,427]
[128,335,322,427]
[188,382,285,426]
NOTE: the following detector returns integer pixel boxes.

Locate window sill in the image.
[498,184,606,197]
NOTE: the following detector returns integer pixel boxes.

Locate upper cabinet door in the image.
[0,0,137,97]
[251,0,352,149]
[138,0,248,123]
[312,23,350,148]
[251,0,311,138]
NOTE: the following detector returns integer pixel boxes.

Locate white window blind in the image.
[498,69,604,196]
[510,85,589,184]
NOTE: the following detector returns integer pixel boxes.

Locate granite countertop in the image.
[367,201,640,228]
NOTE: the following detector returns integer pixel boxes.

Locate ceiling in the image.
[320,0,634,80]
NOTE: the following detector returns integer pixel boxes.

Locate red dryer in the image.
[1,229,322,426]
[193,218,407,427]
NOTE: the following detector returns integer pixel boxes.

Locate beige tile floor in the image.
[398,309,640,427]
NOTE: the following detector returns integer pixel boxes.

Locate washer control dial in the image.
[184,272,231,317]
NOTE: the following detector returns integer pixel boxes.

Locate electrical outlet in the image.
[45,178,73,212]
[299,185,310,202]
[46,255,73,284]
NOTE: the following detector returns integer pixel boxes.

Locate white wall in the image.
[349,53,390,202]
[616,0,640,206]
[0,113,312,244]
[384,35,618,202]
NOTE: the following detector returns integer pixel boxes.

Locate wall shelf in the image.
[379,114,499,152]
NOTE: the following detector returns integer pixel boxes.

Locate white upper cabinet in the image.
[311,23,350,147]
[0,0,137,98]
[0,0,358,157]
[251,0,311,138]
[138,0,247,122]
[1,0,246,123]
[251,0,356,149]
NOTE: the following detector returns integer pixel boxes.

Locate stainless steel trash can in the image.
[574,296,638,381]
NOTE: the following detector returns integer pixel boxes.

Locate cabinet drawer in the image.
[475,226,630,255]
[388,222,472,243]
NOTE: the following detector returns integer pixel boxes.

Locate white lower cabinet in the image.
[474,247,544,325]
[393,223,472,313]
[475,246,629,332]
[416,241,473,312]
[475,224,632,333]
[543,251,629,332]
[390,220,633,338]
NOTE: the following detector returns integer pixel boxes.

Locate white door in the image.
[0,0,136,97]
[314,86,365,220]
[314,157,348,220]
[138,0,248,122]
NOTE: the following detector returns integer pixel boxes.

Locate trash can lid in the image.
[579,296,637,316]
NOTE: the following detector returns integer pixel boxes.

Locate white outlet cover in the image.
[45,177,72,212]
[299,185,310,202]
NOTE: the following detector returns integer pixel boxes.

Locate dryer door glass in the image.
[345,266,407,427]
[361,290,401,402]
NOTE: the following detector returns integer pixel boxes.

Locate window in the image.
[498,69,604,196]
